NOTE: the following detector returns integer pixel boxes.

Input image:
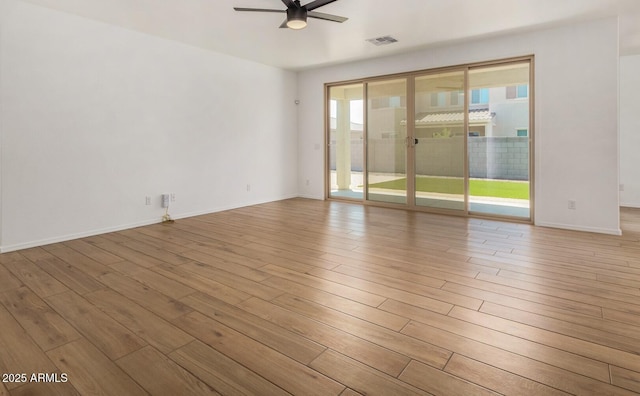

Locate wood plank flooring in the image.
[2,198,640,395]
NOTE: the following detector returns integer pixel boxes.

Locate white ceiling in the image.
[17,0,640,70]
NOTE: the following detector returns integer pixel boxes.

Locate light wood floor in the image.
[2,199,640,395]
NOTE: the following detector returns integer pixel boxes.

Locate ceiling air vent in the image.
[366,35,398,46]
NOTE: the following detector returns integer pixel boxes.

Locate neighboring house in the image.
[329,85,530,180]
[413,85,529,138]
[329,84,529,141]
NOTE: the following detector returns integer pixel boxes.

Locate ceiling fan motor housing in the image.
[287,7,307,29]
[233,0,346,29]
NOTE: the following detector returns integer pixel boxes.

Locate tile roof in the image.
[331,109,493,130]
[414,109,494,125]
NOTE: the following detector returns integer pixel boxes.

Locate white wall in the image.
[298,18,620,235]
[620,55,640,208]
[0,0,8,249]
[0,0,299,252]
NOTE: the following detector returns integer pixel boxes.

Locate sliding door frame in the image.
[325,55,535,224]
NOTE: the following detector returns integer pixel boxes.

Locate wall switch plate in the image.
[568,200,576,210]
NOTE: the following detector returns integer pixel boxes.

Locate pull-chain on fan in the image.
[234,0,347,30]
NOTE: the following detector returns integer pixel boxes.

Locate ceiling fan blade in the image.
[279,19,289,28]
[304,0,338,12]
[308,11,347,23]
[281,0,297,8]
[233,7,285,13]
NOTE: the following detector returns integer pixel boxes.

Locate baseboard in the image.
[535,221,622,236]
[296,193,324,200]
[0,194,300,253]
[0,218,162,253]
[7,195,622,252]
[171,194,300,220]
[620,203,640,209]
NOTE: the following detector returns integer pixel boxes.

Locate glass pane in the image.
[414,71,465,210]
[329,84,364,199]
[366,79,407,204]
[468,62,531,219]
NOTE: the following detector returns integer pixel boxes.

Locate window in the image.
[517,85,528,98]
[372,97,403,109]
[471,88,489,104]
[450,91,462,106]
[430,92,446,107]
[430,93,438,106]
[507,85,528,99]
[517,129,528,137]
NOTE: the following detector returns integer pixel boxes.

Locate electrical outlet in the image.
[170,193,176,202]
[162,194,170,208]
[568,200,576,210]
[620,184,625,192]
[145,196,151,206]
[246,184,251,192]
[306,179,310,186]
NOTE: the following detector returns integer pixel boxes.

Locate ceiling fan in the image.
[234,0,348,30]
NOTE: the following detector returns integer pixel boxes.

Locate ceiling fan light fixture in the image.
[286,7,307,29]
[234,0,346,30]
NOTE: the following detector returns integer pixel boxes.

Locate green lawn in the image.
[367,177,529,200]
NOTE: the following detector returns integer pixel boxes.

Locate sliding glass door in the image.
[328,84,364,199]
[414,71,466,211]
[366,79,407,204]
[327,57,532,222]
[468,62,531,219]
